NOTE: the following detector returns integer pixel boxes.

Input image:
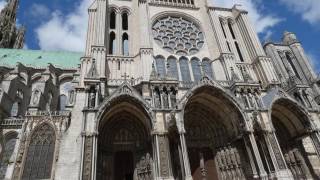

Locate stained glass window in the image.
[155,56,166,78]
[22,124,56,180]
[0,133,18,179]
[109,32,116,54]
[191,58,201,82]
[167,56,179,80]
[202,58,214,79]
[122,33,129,56]
[179,57,191,82]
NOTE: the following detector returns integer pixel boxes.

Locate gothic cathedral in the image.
[0,0,320,180]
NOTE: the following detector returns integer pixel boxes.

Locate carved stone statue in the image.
[154,90,161,108]
[68,90,75,105]
[89,89,96,108]
[162,92,169,109]
[136,153,153,180]
[170,91,176,108]
[46,93,53,111]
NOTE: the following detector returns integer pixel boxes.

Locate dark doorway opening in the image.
[114,151,134,180]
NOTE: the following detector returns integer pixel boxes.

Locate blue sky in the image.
[1,0,319,72]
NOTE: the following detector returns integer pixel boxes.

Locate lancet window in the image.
[179,57,191,82]
[202,58,214,79]
[286,52,301,79]
[167,56,179,80]
[122,33,129,56]
[108,8,131,56]
[22,124,56,180]
[155,56,166,78]
[219,18,245,62]
[0,133,18,179]
[109,32,116,54]
[191,57,201,81]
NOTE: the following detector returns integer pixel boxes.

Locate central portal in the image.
[114,151,134,180]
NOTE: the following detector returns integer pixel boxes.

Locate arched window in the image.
[22,124,56,180]
[0,133,18,179]
[286,52,301,79]
[122,13,128,30]
[59,95,67,111]
[122,33,129,56]
[179,57,191,82]
[235,42,244,62]
[10,102,19,117]
[109,32,116,54]
[228,21,236,39]
[202,58,214,79]
[110,11,116,29]
[167,56,179,80]
[191,58,201,82]
[155,56,166,78]
[220,19,227,38]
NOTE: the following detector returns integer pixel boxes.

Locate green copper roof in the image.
[0,48,83,69]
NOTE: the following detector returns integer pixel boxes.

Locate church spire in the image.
[0,0,25,49]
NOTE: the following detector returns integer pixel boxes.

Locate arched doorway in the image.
[97,96,153,180]
[271,99,319,179]
[183,86,250,180]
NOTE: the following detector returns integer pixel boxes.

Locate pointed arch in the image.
[22,123,56,180]
[270,98,311,137]
[181,82,249,179]
[96,89,154,179]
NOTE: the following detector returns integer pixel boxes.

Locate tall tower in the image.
[0,0,25,49]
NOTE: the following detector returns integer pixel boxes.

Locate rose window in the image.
[152,16,205,56]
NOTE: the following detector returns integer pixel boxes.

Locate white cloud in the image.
[35,0,93,52]
[279,0,320,25]
[35,0,281,52]
[214,0,282,34]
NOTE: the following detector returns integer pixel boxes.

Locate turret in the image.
[0,0,24,49]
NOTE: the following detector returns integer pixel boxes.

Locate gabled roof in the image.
[0,48,82,69]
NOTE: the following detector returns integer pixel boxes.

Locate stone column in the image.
[176,112,192,180]
[179,133,193,180]
[310,131,320,158]
[264,131,293,178]
[153,132,174,180]
[81,132,96,180]
[243,132,268,178]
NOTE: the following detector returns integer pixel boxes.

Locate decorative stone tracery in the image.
[152,16,204,56]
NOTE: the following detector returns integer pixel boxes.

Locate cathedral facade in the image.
[0,0,320,180]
